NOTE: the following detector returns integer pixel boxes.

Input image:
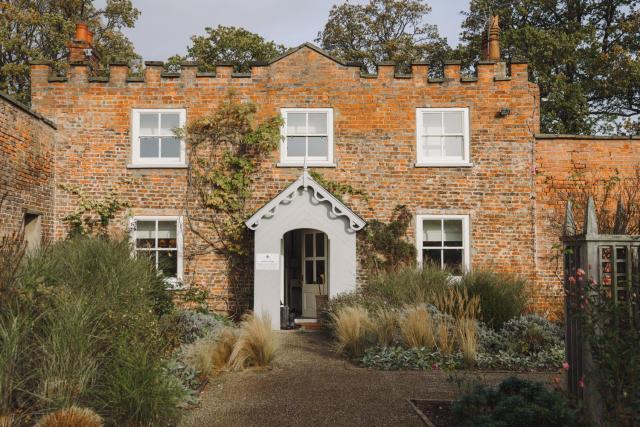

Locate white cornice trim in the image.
[245,171,366,232]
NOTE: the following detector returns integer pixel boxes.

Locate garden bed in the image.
[409,399,454,427]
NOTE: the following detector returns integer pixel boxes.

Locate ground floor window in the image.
[416,214,470,274]
[130,216,183,286]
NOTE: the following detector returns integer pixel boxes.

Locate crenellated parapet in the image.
[29,48,529,88]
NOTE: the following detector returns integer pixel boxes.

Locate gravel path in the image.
[181,331,556,427]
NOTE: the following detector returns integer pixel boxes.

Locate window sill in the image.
[164,277,186,290]
[127,163,188,169]
[414,162,473,168]
[277,162,337,168]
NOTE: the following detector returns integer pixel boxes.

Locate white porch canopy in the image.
[245,171,366,329]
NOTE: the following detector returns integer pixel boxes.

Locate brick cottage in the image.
[1,22,638,328]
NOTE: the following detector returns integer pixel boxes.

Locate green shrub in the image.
[459,270,528,329]
[0,237,183,423]
[0,306,33,414]
[452,377,580,426]
[476,316,564,371]
[362,346,462,370]
[96,338,183,426]
[363,265,450,307]
[162,309,231,347]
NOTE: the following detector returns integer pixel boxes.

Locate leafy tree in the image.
[316,0,451,71]
[178,25,286,72]
[459,0,640,134]
[0,0,140,104]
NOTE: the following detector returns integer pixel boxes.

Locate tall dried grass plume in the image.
[331,305,371,358]
[399,305,436,349]
[228,313,277,370]
[34,406,103,427]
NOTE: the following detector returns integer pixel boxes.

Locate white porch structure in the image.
[245,171,366,329]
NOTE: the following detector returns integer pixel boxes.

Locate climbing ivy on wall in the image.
[361,204,416,274]
[180,92,282,314]
[309,170,369,202]
[60,184,131,237]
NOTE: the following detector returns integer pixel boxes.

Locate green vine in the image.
[181,92,282,314]
[60,184,131,237]
[308,170,369,202]
[361,205,416,274]
[183,92,282,257]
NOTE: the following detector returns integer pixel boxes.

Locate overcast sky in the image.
[96,0,470,61]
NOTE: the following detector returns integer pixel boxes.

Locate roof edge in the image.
[267,42,355,67]
[0,92,57,129]
[535,133,640,140]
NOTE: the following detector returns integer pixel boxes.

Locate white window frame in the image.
[416,214,470,273]
[129,215,184,288]
[416,107,471,167]
[130,108,187,167]
[279,108,334,166]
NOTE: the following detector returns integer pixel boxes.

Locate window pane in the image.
[158,250,178,278]
[443,220,463,247]
[443,249,463,274]
[308,113,327,134]
[443,111,464,134]
[423,220,442,246]
[157,221,177,248]
[140,137,159,158]
[423,112,442,135]
[423,249,442,268]
[160,113,180,135]
[307,136,328,158]
[160,137,181,158]
[305,234,314,257]
[423,136,441,159]
[316,260,325,284]
[305,260,314,283]
[140,113,159,135]
[287,136,306,157]
[136,221,156,248]
[315,234,325,257]
[287,113,306,134]
[443,136,464,159]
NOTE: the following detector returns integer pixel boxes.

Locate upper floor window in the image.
[131,109,186,167]
[280,108,334,166]
[416,214,470,275]
[130,216,184,288]
[416,108,470,166]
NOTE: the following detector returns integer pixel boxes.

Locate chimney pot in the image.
[75,23,89,43]
[487,15,501,61]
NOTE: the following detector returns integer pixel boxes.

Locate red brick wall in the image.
[534,135,640,317]
[30,46,542,313]
[0,93,56,241]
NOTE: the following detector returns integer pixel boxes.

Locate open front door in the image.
[301,231,328,318]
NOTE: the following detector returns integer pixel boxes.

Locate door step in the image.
[294,318,320,330]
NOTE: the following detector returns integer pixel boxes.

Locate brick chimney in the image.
[68,23,101,73]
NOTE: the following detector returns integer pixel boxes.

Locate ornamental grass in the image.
[34,406,103,427]
[331,305,372,359]
[228,313,277,370]
[399,305,436,349]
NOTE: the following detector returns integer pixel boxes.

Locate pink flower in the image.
[562,361,570,370]
[577,268,585,278]
[568,276,576,286]
[431,363,439,371]
[578,377,585,389]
